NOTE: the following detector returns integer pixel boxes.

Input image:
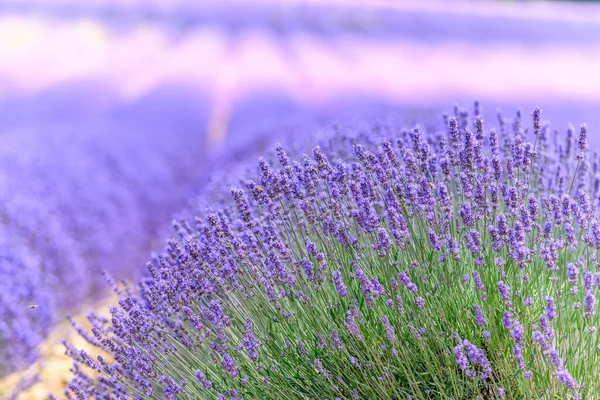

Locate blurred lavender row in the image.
[4,0,600,45]
[0,95,210,376]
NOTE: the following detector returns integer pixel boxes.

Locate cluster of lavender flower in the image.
[60,104,599,399]
[0,128,206,377]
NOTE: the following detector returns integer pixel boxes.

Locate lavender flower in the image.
[585,289,596,319]
[577,124,588,161]
[195,370,213,390]
[473,304,487,327]
[532,106,542,136]
[472,270,485,293]
[398,271,418,294]
[332,270,348,297]
[381,316,397,343]
[556,368,578,391]
[331,329,344,351]
[453,343,469,371]
[242,319,261,362]
[546,297,557,320]
[498,281,511,303]
[374,227,392,256]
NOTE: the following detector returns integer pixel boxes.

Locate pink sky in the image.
[0,15,598,104]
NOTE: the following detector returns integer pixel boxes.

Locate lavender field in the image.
[2,0,600,399]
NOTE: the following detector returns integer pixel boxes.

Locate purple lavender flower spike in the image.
[585,289,596,319]
[453,343,469,371]
[473,304,487,327]
[498,281,511,303]
[195,370,213,390]
[398,271,418,294]
[577,124,588,161]
[381,316,397,343]
[332,270,348,297]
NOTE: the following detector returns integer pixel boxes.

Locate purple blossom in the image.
[532,106,542,136]
[160,375,183,399]
[355,268,373,296]
[510,320,525,346]
[497,281,511,303]
[332,270,348,297]
[222,353,239,377]
[415,297,426,309]
[453,343,469,371]
[297,341,307,359]
[398,271,418,294]
[331,329,344,351]
[512,345,526,371]
[567,263,579,285]
[584,271,594,289]
[459,202,475,227]
[344,312,364,341]
[546,296,557,320]
[195,370,213,390]
[381,315,396,343]
[585,289,596,319]
[428,228,442,251]
[314,358,330,378]
[463,340,493,379]
[242,319,261,362]
[370,276,386,297]
[465,230,482,254]
[556,368,578,391]
[577,124,588,161]
[472,270,485,292]
[473,304,487,327]
[502,311,513,331]
[374,227,392,256]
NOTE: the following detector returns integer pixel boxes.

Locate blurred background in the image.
[1,0,600,398]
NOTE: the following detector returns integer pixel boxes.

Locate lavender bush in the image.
[61,104,599,399]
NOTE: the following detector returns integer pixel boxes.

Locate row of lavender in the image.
[5,1,599,45]
[58,104,599,399]
[0,125,208,377]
